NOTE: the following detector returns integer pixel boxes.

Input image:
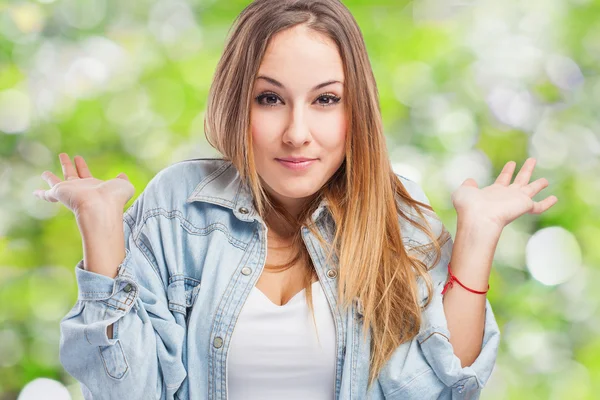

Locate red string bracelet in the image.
[441,262,489,295]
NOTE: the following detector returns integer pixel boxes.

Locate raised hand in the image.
[32,153,135,216]
[451,158,558,231]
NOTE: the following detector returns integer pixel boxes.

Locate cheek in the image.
[250,110,284,151]
[250,120,271,154]
[315,113,347,151]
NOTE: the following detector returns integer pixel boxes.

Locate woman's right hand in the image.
[33,153,136,217]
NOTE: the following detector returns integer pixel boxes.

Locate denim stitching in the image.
[350,307,360,399]
[135,237,164,286]
[141,208,248,250]
[168,274,201,285]
[194,196,233,208]
[418,330,450,344]
[316,221,346,342]
[179,221,247,250]
[304,228,343,398]
[100,299,130,311]
[113,316,119,339]
[104,294,132,307]
[232,178,244,208]
[190,161,234,207]
[206,239,248,398]
[387,368,435,395]
[98,340,129,380]
[80,290,114,295]
[219,230,261,393]
[195,161,232,193]
[213,231,265,396]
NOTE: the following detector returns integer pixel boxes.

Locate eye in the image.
[254,91,342,108]
[255,92,283,107]
[314,92,342,107]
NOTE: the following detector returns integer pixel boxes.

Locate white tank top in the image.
[226,280,336,399]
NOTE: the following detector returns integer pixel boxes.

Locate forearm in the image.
[77,207,126,279]
[76,207,127,338]
[442,215,501,367]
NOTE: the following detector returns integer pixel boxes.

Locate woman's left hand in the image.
[451,157,558,232]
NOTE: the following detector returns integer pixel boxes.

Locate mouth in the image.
[275,158,318,171]
[275,157,318,163]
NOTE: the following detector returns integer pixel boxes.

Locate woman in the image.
[34,0,557,399]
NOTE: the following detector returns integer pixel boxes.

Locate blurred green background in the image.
[1,0,599,399]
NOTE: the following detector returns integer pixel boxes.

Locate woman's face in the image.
[250,24,347,216]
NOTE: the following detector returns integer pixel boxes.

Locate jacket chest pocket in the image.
[167,276,201,320]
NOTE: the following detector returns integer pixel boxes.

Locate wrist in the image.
[456,212,503,241]
[442,262,490,295]
[449,216,499,290]
[76,206,124,236]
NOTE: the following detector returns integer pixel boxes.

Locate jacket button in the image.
[326,269,337,279]
[123,283,133,293]
[213,337,223,348]
[241,267,252,275]
[239,207,249,214]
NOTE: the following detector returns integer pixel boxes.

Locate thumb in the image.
[116,172,129,181]
[462,178,478,188]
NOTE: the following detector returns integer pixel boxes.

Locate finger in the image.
[512,157,536,186]
[74,155,93,178]
[32,189,44,200]
[59,153,79,180]
[494,161,516,186]
[41,171,62,188]
[529,195,558,214]
[33,188,58,202]
[523,177,549,198]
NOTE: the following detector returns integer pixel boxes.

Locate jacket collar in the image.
[185,159,330,225]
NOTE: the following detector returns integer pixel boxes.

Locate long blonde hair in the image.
[204,0,450,390]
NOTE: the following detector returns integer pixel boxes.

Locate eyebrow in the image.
[256,75,343,91]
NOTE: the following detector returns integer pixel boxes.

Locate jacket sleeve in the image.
[59,194,187,400]
[378,175,501,400]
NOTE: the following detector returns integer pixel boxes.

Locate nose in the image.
[282,106,311,147]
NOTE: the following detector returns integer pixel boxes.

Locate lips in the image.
[275,158,318,171]
[275,157,318,162]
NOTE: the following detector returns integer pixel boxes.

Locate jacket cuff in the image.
[417,298,500,398]
[74,248,139,313]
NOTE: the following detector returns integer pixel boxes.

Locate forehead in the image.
[257,25,344,85]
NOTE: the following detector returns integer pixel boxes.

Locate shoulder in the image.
[394,173,431,206]
[147,156,229,194]
[393,172,436,228]
[152,157,230,188]
[393,172,448,248]
[393,174,453,297]
[126,157,232,216]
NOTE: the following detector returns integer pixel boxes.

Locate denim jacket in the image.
[59,158,500,400]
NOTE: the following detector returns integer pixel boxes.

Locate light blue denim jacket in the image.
[59,158,500,400]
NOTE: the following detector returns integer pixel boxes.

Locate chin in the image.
[268,179,320,200]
